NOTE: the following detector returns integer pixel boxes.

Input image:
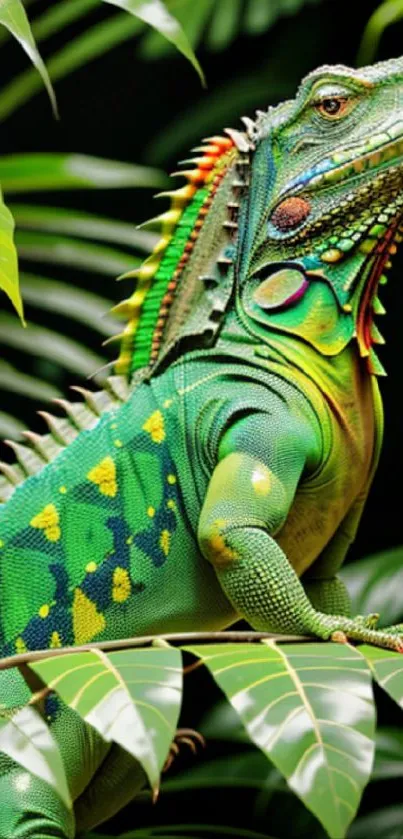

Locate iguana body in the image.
[1,56,403,836]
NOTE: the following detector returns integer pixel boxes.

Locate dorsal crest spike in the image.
[113,130,242,379]
[224,127,251,152]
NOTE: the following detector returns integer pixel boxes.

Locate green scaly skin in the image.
[1,56,403,836]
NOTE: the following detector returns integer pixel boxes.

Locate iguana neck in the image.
[217,304,381,425]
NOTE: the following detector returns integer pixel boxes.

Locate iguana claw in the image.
[163,728,206,772]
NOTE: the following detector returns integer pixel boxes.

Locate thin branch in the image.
[0,630,313,671]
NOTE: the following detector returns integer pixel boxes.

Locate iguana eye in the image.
[314,95,355,120]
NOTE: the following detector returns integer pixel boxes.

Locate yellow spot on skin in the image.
[15,637,27,654]
[126,535,133,545]
[163,399,173,408]
[142,410,165,443]
[0,540,3,548]
[30,504,61,542]
[147,506,155,518]
[59,486,67,494]
[251,467,272,496]
[72,588,106,644]
[110,423,118,430]
[167,499,176,511]
[167,474,176,485]
[39,604,50,619]
[112,567,131,602]
[208,520,238,567]
[50,631,62,648]
[114,439,123,448]
[86,561,97,573]
[160,529,171,557]
[87,457,117,497]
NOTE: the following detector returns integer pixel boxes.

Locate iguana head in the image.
[237,56,403,374]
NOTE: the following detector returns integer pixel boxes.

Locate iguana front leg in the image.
[198,447,403,652]
[301,494,369,617]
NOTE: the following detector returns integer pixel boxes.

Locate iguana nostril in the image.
[270,196,311,231]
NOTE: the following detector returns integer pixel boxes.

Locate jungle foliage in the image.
[1,1,403,837]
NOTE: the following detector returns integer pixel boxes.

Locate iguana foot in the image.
[314,613,403,652]
[163,728,206,772]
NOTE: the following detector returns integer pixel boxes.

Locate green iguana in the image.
[0,55,403,837]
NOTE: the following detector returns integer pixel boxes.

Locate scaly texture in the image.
[1,56,403,837]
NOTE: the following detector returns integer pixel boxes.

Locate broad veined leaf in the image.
[0,314,107,381]
[0,705,71,809]
[0,154,165,193]
[341,547,403,626]
[30,647,183,792]
[103,0,205,85]
[373,727,403,780]
[359,645,403,708]
[0,0,56,115]
[20,274,118,338]
[15,230,138,276]
[184,642,375,839]
[11,204,157,253]
[0,187,23,320]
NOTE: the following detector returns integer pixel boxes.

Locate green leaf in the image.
[103,0,205,85]
[140,0,215,60]
[20,274,118,337]
[348,804,403,838]
[0,704,71,809]
[0,13,144,121]
[185,641,375,839]
[0,409,25,438]
[0,187,23,320]
[373,727,403,780]
[359,645,403,708]
[207,0,242,51]
[0,313,107,381]
[0,0,57,115]
[0,154,165,193]
[357,0,403,66]
[15,230,138,276]
[0,360,61,401]
[87,827,277,838]
[30,647,183,793]
[164,749,280,793]
[341,547,403,627]
[31,0,99,44]
[11,204,157,253]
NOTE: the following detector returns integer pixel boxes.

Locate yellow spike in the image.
[155,184,196,205]
[117,266,142,281]
[370,323,385,345]
[102,333,124,347]
[111,300,134,318]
